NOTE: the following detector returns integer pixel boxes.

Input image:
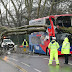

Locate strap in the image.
[63,42,69,47]
[62,48,70,49]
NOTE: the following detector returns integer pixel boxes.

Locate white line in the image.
[34,68,42,72]
[68,63,72,65]
[12,58,18,61]
[21,62,30,67]
[8,58,18,61]
[31,56,47,58]
[31,56,41,57]
[43,58,56,61]
[43,58,49,60]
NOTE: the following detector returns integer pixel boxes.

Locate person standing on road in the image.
[61,37,70,64]
[48,37,60,65]
[22,39,28,51]
[22,39,28,47]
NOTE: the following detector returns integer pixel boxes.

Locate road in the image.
[0,58,22,72]
[0,53,72,72]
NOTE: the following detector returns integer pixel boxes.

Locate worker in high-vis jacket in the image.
[22,39,28,47]
[48,37,60,65]
[22,39,28,51]
[61,37,70,64]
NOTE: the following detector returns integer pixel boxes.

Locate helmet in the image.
[24,39,26,41]
[52,37,56,40]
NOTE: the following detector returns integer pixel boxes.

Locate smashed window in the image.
[31,36,41,44]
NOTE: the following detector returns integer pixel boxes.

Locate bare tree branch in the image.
[37,0,42,18]
[40,0,47,17]
[48,0,55,15]
[1,0,17,26]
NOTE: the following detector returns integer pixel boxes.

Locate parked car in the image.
[1,38,15,50]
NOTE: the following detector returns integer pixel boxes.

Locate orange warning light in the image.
[3,37,6,39]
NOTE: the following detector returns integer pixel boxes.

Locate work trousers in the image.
[49,51,59,64]
[64,54,69,64]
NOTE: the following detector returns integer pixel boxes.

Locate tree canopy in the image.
[0,0,72,27]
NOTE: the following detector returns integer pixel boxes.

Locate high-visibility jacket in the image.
[22,41,28,47]
[48,40,60,64]
[48,40,59,52]
[61,37,70,54]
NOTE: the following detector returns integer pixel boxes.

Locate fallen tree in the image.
[59,27,72,34]
[0,25,49,38]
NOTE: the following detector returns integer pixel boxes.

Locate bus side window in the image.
[46,19,50,25]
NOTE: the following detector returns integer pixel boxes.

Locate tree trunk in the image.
[37,0,42,18]
[48,0,55,15]
[40,0,47,17]
[1,0,17,27]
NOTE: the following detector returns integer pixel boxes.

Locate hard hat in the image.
[52,37,56,40]
[24,39,26,41]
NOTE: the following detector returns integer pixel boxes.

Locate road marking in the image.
[12,58,18,61]
[8,57,18,61]
[9,61,27,72]
[43,58,56,61]
[43,58,49,60]
[68,63,72,65]
[31,56,47,58]
[34,68,42,72]
[31,56,41,57]
[2,58,27,72]
[21,62,30,67]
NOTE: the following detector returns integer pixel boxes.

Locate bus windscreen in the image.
[31,36,41,44]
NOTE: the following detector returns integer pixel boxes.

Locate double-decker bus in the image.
[29,14,72,55]
[29,32,50,55]
[50,14,72,54]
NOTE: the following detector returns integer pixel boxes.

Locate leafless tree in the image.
[1,0,72,27]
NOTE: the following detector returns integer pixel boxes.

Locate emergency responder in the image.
[22,39,28,47]
[48,37,60,65]
[61,37,70,64]
[22,39,28,49]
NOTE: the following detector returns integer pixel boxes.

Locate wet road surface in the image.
[0,59,23,72]
[1,53,72,72]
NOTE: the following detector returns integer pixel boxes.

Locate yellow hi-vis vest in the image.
[48,40,60,52]
[22,41,28,47]
[61,37,70,54]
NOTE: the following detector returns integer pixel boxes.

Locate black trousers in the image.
[64,54,69,64]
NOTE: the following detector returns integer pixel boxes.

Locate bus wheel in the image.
[46,48,49,56]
